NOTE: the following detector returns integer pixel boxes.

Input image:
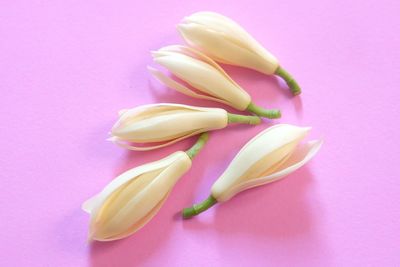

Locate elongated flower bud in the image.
[149,45,281,119]
[109,103,260,151]
[182,124,322,218]
[178,12,301,95]
[83,133,209,241]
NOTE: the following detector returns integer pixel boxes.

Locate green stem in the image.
[246,102,281,119]
[227,113,261,125]
[275,66,301,95]
[185,132,209,160]
[182,195,217,219]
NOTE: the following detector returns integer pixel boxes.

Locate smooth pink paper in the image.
[1,1,399,266]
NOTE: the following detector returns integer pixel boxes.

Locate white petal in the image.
[83,152,187,214]
[94,192,170,241]
[109,129,207,151]
[178,23,278,74]
[148,66,233,107]
[113,115,221,142]
[152,46,251,107]
[184,11,276,58]
[227,140,323,199]
[152,53,251,110]
[191,12,279,63]
[118,109,129,116]
[82,194,99,214]
[112,103,227,142]
[183,12,252,46]
[161,45,246,89]
[211,124,311,201]
[90,152,192,240]
[113,106,215,142]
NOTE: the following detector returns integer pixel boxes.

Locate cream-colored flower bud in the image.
[183,124,322,218]
[82,151,191,241]
[211,124,322,201]
[110,103,227,151]
[178,12,301,95]
[149,45,281,119]
[110,103,260,151]
[150,45,250,110]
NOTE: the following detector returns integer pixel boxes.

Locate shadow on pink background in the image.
[1,0,399,266]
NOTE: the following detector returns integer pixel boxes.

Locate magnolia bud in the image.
[110,103,260,151]
[183,124,322,218]
[149,45,281,119]
[178,12,301,95]
[83,151,191,241]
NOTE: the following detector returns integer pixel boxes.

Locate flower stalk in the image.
[182,195,217,219]
[246,102,281,119]
[275,66,301,95]
[185,132,209,159]
[227,113,261,124]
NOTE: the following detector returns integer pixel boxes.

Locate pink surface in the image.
[1,1,399,266]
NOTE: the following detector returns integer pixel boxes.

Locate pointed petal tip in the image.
[150,51,159,58]
[81,203,90,213]
[118,109,128,116]
[87,235,93,244]
[176,23,185,29]
[106,137,116,142]
[87,230,97,243]
[312,139,324,147]
[147,66,157,73]
[177,23,190,33]
[305,139,324,160]
[303,126,312,132]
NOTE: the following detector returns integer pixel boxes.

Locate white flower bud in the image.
[83,151,191,241]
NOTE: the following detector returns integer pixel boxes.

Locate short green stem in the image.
[246,102,281,119]
[182,195,217,219]
[275,66,301,95]
[185,132,209,160]
[227,113,261,125]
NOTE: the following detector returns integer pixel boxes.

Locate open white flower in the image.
[149,45,281,119]
[178,12,301,95]
[183,124,322,218]
[110,103,260,151]
[82,151,192,241]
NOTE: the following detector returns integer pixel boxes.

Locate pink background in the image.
[1,0,399,266]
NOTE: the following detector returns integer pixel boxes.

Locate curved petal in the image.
[151,53,251,110]
[90,152,191,240]
[82,152,186,214]
[109,129,207,151]
[157,45,245,90]
[96,192,170,241]
[82,194,98,214]
[148,66,233,107]
[116,103,207,126]
[211,125,312,201]
[119,103,226,120]
[183,12,253,50]
[190,12,277,61]
[223,140,323,201]
[178,24,278,74]
[112,103,227,142]
[118,109,129,116]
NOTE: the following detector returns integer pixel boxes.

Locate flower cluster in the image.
[83,12,321,242]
